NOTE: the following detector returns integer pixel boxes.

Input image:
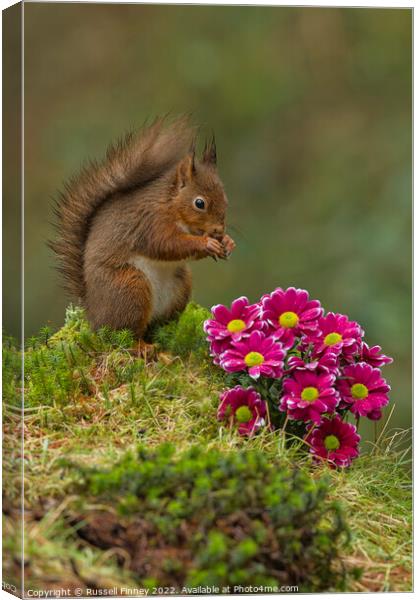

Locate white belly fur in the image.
[129,255,183,320]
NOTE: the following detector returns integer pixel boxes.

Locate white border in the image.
[0,2,414,600]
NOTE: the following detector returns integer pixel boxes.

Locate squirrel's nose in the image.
[211,225,224,239]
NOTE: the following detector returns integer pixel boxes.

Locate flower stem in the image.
[304,423,315,443]
[265,400,272,430]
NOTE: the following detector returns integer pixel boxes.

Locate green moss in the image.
[19,306,144,408]
[17,303,212,410]
[72,443,348,591]
[152,302,210,360]
[2,334,21,406]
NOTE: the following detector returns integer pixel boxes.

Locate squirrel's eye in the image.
[193,197,206,211]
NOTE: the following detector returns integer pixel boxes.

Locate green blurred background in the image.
[8,5,412,430]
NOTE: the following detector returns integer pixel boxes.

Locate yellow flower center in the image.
[279,311,299,328]
[227,319,246,333]
[324,332,343,346]
[324,434,340,451]
[244,351,265,367]
[351,383,368,399]
[301,386,319,402]
[235,406,252,423]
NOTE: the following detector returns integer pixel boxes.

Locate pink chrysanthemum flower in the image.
[204,297,262,344]
[217,386,266,436]
[219,330,285,379]
[304,312,363,359]
[359,342,393,368]
[365,408,383,421]
[279,369,338,424]
[287,351,340,375]
[306,416,361,468]
[336,363,390,419]
[261,287,323,349]
[208,338,231,366]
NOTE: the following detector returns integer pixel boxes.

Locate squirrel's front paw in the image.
[205,236,226,259]
[221,234,236,257]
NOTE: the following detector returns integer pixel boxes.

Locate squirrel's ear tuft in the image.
[202,135,217,165]
[175,153,195,189]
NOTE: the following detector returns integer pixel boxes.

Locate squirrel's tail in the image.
[49,116,194,299]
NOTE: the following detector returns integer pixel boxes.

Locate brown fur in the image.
[50,117,235,338]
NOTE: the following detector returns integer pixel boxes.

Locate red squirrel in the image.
[50,117,235,338]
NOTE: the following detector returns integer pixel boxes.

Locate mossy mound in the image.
[68,444,348,592]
